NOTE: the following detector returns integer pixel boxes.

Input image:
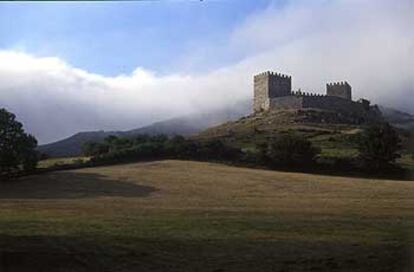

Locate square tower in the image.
[254,71,292,112]
[326,81,352,100]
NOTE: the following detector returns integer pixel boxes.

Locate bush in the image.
[0,108,38,176]
[87,134,243,165]
[82,142,109,156]
[197,139,240,161]
[262,134,320,168]
[409,132,414,160]
[317,156,357,171]
[357,123,401,170]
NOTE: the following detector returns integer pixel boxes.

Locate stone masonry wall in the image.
[254,72,292,112]
[302,96,365,115]
[267,95,381,123]
[326,82,352,100]
[268,73,291,98]
[253,73,269,112]
[268,96,303,110]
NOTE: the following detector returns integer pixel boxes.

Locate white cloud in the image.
[0,51,250,143]
[0,0,413,144]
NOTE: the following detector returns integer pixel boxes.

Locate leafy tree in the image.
[357,123,401,169]
[164,135,188,157]
[133,134,151,145]
[196,139,241,161]
[263,134,320,168]
[104,135,119,144]
[151,134,169,144]
[107,137,132,152]
[409,132,414,160]
[0,108,38,175]
[81,141,109,156]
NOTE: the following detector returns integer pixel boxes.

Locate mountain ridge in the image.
[38,101,250,157]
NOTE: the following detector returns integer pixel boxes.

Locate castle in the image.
[253,71,381,123]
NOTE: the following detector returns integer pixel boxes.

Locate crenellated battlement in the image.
[254,71,292,79]
[291,90,325,97]
[326,81,352,100]
[326,81,350,87]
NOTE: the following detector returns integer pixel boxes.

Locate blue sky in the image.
[0,0,412,143]
[0,0,278,76]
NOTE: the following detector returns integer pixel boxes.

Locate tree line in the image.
[83,134,242,164]
[82,123,405,173]
[0,107,410,180]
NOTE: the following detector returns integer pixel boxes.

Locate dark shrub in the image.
[82,142,109,156]
[0,108,38,176]
[263,134,320,168]
[164,135,188,157]
[357,123,401,170]
[198,139,241,161]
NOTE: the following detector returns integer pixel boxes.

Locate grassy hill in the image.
[196,109,362,156]
[0,160,412,271]
[195,109,413,166]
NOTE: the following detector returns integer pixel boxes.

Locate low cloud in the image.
[0,0,413,144]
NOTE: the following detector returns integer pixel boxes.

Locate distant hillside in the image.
[38,102,413,158]
[380,106,414,130]
[38,101,250,157]
[38,131,123,158]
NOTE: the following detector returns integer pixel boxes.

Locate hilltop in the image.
[195,108,413,165]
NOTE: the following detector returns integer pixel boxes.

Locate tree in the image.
[357,123,401,169]
[0,108,38,175]
[81,141,109,156]
[263,134,320,168]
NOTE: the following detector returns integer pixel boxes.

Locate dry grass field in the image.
[0,160,413,271]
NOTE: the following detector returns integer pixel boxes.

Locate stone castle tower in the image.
[326,82,352,100]
[253,71,292,112]
[252,71,381,123]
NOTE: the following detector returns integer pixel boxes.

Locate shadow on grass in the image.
[0,172,157,200]
[0,234,409,272]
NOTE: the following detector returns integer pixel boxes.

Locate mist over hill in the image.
[38,101,251,157]
[379,106,414,130]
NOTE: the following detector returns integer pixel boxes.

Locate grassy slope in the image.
[195,110,362,155]
[0,160,412,271]
[37,157,90,169]
[195,109,414,168]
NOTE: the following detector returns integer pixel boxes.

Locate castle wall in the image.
[326,82,352,100]
[302,96,380,122]
[268,73,291,98]
[267,95,381,122]
[302,96,363,114]
[268,96,303,110]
